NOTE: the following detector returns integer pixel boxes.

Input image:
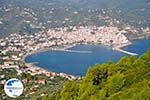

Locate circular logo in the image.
[4,79,24,98]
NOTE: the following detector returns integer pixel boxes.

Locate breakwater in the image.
[51,48,92,54]
[114,48,138,56]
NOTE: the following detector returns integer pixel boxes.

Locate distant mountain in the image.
[0,0,149,37]
[66,0,150,26]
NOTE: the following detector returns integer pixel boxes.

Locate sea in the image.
[25,39,150,76]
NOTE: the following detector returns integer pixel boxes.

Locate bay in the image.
[25,39,150,76]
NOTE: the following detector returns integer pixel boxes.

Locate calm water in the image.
[25,39,150,76]
[123,39,150,56]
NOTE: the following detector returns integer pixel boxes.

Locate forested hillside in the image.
[43,49,150,100]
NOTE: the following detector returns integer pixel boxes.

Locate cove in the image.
[25,39,150,76]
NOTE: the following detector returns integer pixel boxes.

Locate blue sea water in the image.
[123,38,150,56]
[25,39,150,76]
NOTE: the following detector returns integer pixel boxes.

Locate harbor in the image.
[51,48,92,54]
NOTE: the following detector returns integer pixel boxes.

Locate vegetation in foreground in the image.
[43,49,150,100]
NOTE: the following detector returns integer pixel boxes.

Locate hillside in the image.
[0,0,149,37]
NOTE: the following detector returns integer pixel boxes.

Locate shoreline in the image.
[22,44,77,62]
[22,41,133,77]
[22,44,83,78]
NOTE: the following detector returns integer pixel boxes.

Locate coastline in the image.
[22,44,83,79]
[22,41,133,77]
[22,44,77,62]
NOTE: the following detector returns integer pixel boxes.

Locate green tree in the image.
[107,72,126,96]
[60,81,79,100]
